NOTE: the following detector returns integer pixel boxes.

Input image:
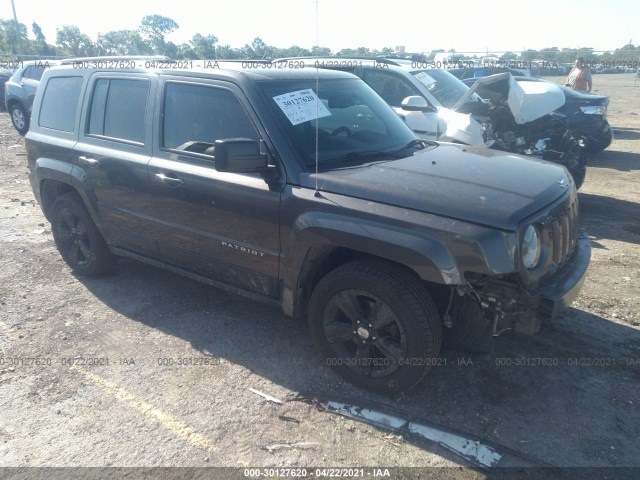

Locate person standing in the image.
[565,57,592,92]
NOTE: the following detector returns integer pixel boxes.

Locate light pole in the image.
[10,0,23,56]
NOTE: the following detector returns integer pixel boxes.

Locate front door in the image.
[145,77,283,298]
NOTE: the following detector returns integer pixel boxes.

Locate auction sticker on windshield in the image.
[414,71,436,87]
[273,89,331,125]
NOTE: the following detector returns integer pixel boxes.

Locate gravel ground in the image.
[0,73,639,479]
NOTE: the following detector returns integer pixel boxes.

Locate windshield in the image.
[410,69,480,108]
[257,78,418,167]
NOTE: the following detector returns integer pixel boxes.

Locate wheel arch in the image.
[35,158,102,229]
[6,97,22,111]
[40,179,77,220]
[281,213,462,318]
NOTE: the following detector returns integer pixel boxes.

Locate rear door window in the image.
[23,64,48,81]
[362,69,420,107]
[87,78,150,144]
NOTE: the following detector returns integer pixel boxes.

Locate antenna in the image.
[314,0,321,197]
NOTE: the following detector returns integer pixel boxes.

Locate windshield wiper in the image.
[338,140,429,162]
[388,138,430,154]
[344,150,404,160]
[307,139,433,168]
[307,150,398,167]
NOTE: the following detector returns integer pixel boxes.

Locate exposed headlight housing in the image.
[522,225,541,269]
[580,105,606,115]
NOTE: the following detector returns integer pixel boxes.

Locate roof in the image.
[47,60,357,82]
[60,55,171,65]
[19,59,62,66]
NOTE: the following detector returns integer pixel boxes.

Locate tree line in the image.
[1,14,639,64]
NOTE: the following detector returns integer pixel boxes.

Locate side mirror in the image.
[214,138,268,173]
[401,96,435,112]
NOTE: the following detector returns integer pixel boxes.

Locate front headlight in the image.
[580,105,606,115]
[522,225,541,269]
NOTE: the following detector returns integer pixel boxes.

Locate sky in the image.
[2,0,639,55]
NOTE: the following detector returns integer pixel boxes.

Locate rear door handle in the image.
[78,156,99,167]
[154,173,184,187]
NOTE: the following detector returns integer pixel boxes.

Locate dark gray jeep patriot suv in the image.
[25,62,591,393]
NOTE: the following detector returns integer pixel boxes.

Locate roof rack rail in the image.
[272,56,403,66]
[213,59,271,63]
[60,55,174,64]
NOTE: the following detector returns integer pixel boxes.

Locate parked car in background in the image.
[460,75,612,153]
[448,65,531,80]
[288,57,588,187]
[5,60,59,134]
[520,77,612,153]
[0,67,17,111]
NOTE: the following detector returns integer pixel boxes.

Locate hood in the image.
[455,73,565,124]
[308,143,571,231]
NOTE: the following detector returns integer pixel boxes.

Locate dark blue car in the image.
[458,74,612,153]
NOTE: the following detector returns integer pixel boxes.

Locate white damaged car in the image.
[296,58,587,188]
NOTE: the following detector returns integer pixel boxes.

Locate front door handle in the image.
[154,173,184,187]
[78,156,100,167]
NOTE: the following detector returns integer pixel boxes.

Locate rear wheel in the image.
[50,193,116,276]
[10,103,29,135]
[582,121,613,153]
[544,132,587,189]
[308,260,442,394]
[571,154,587,189]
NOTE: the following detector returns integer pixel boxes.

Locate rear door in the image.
[20,63,49,111]
[145,76,283,298]
[74,73,158,254]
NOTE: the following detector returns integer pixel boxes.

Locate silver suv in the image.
[5,60,59,135]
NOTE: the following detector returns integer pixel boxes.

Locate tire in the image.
[10,103,29,135]
[308,260,442,394]
[50,193,116,276]
[544,132,587,189]
[571,153,587,190]
[443,294,494,354]
[565,140,588,189]
[582,121,613,153]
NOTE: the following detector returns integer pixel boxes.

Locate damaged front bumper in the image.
[534,229,591,321]
[478,229,591,335]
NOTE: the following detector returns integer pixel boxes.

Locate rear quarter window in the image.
[38,76,84,133]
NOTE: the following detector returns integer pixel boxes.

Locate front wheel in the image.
[50,193,116,276]
[308,260,442,394]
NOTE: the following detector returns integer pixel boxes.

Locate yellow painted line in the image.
[72,366,217,453]
[0,320,13,336]
[0,320,15,357]
[0,321,10,356]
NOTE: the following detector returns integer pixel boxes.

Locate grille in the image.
[550,200,578,265]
